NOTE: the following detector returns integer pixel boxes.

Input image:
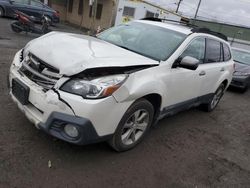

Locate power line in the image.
[179,3,217,18]
[175,0,183,13]
[194,0,202,19]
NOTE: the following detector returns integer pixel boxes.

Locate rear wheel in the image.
[201,84,225,112]
[11,22,22,33]
[239,86,248,93]
[109,99,154,152]
[0,7,4,17]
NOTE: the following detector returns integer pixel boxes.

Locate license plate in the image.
[12,78,30,105]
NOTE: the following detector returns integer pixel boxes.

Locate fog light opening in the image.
[64,124,79,138]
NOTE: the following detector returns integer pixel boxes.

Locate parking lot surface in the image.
[0,18,250,188]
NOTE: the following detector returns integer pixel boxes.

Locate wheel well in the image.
[142,94,162,119]
[0,6,5,14]
[222,80,228,88]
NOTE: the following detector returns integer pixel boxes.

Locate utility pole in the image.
[194,0,202,19]
[176,0,182,13]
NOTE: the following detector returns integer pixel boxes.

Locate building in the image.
[44,0,181,31]
[114,0,181,25]
[40,0,115,30]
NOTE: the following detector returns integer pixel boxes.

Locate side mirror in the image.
[178,56,199,70]
[10,0,15,4]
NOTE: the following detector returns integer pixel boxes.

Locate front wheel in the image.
[201,84,225,112]
[109,99,154,152]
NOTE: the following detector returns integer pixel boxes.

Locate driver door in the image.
[163,37,206,108]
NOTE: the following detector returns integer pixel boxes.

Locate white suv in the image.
[9,19,234,151]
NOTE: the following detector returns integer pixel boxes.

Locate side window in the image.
[145,11,154,18]
[78,0,83,15]
[180,38,205,63]
[30,0,44,7]
[68,0,73,13]
[223,43,231,61]
[13,0,29,5]
[123,7,135,18]
[89,4,103,19]
[96,4,103,20]
[205,39,222,63]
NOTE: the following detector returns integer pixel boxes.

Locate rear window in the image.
[223,43,231,61]
[205,39,222,63]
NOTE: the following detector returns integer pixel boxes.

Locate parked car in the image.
[8,19,234,151]
[230,48,250,92]
[0,0,59,23]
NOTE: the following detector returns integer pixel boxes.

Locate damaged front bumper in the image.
[9,51,133,145]
[38,112,112,145]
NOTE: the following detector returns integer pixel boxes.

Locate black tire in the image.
[109,99,154,152]
[0,7,4,17]
[200,84,225,112]
[11,22,22,33]
[239,86,248,93]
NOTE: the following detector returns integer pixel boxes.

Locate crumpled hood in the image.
[235,62,250,73]
[24,32,159,75]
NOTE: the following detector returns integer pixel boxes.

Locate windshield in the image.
[232,49,250,65]
[97,22,187,61]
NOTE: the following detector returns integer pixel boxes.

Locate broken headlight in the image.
[60,74,128,99]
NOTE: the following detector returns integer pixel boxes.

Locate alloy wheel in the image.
[121,109,149,146]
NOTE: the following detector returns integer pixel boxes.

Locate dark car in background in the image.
[0,0,59,23]
[230,48,250,92]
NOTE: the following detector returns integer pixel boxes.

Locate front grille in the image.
[20,49,24,62]
[19,53,61,89]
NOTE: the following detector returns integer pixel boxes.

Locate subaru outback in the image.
[9,19,234,151]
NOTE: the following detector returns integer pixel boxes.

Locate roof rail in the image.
[191,27,228,41]
[140,17,197,27]
[141,17,228,41]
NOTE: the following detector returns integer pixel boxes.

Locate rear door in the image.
[199,38,225,96]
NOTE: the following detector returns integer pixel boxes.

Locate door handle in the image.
[220,67,225,72]
[199,71,206,76]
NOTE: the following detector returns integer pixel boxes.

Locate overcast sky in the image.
[147,0,250,27]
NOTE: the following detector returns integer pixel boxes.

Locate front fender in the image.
[113,68,166,105]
